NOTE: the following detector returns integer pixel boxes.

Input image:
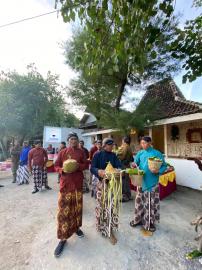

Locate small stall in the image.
[159,169,176,200]
[0,160,12,179]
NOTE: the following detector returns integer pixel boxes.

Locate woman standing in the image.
[130,136,167,232]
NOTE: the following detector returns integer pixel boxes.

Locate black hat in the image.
[123,136,131,145]
[34,140,41,145]
[67,132,79,141]
[61,141,66,146]
[103,138,114,145]
[142,136,152,142]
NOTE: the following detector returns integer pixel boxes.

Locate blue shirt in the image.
[90,150,122,178]
[20,146,31,166]
[135,147,167,192]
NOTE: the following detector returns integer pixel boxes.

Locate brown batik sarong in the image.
[95,180,119,238]
[133,185,160,230]
[57,190,83,240]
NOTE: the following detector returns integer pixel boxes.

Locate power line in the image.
[0,10,58,29]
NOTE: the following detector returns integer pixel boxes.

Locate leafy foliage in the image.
[193,0,202,7]
[99,98,160,134]
[0,65,78,142]
[170,10,202,82]
[64,19,179,131]
[57,0,201,133]
[60,0,180,110]
[58,0,201,84]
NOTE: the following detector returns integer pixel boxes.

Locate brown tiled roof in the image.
[139,78,202,120]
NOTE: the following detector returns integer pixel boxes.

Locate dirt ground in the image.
[0,173,202,270]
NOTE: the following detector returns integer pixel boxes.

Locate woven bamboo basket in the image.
[130,174,143,187]
[46,160,54,168]
[148,159,162,172]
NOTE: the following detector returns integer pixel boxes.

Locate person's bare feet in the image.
[109,232,117,245]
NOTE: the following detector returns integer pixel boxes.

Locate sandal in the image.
[149,224,156,232]
[130,220,142,228]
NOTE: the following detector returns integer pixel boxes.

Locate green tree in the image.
[170,1,202,82]
[0,65,78,152]
[57,0,201,84]
[193,0,202,7]
[64,20,179,131]
[59,0,180,109]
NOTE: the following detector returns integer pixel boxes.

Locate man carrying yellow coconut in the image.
[54,132,87,257]
[91,138,122,245]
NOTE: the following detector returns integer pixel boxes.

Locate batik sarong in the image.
[133,185,160,230]
[57,190,83,240]
[16,165,30,184]
[95,180,119,238]
[32,165,47,189]
[11,162,19,182]
[83,169,90,192]
[92,175,99,198]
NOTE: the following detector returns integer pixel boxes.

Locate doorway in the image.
[152,126,165,154]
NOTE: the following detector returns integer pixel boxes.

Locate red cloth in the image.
[89,145,98,161]
[47,165,56,173]
[55,147,88,192]
[28,147,48,168]
[159,180,177,200]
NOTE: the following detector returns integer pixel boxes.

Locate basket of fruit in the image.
[148,157,162,172]
[126,168,145,187]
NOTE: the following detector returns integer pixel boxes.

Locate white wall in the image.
[43,126,91,150]
[167,158,202,190]
[82,136,93,151]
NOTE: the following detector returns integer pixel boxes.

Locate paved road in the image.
[0,174,201,270]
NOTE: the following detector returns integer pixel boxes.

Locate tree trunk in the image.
[0,138,8,161]
[115,78,127,110]
[18,134,26,145]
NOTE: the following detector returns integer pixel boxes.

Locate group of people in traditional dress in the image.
[53,132,167,257]
[8,132,167,258]
[10,140,52,193]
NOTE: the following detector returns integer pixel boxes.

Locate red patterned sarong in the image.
[57,190,83,240]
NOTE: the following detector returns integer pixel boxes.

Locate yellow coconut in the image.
[63,159,78,173]
[105,162,117,174]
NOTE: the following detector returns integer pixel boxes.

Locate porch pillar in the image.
[149,127,152,138]
[164,124,168,157]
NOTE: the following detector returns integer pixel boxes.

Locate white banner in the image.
[45,127,61,143]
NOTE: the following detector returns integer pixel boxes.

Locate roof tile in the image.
[139,79,202,119]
